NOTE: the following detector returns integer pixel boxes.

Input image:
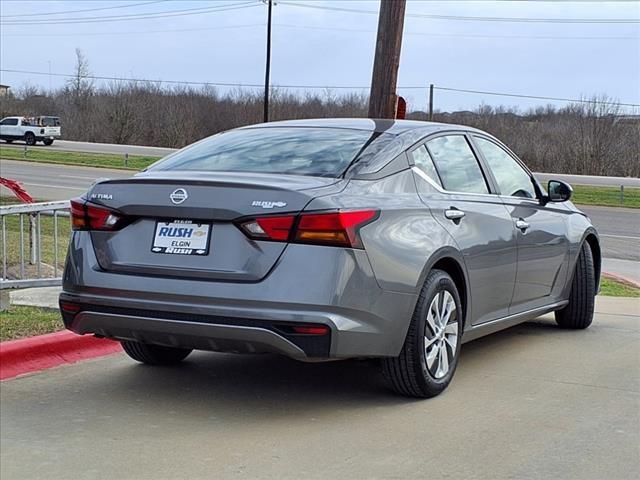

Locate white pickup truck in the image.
[0,116,61,146]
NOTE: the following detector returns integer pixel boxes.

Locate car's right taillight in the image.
[70,197,127,231]
[238,209,379,249]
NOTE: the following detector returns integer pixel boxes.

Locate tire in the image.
[43,138,54,146]
[382,269,463,398]
[24,132,36,146]
[4,139,13,144]
[555,242,596,329]
[121,340,192,365]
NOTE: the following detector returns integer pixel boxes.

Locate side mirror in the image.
[547,180,573,203]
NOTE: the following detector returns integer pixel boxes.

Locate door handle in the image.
[445,209,466,221]
[515,219,530,232]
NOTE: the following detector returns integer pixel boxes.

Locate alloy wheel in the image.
[424,290,459,379]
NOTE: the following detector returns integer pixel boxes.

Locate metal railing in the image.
[0,200,70,289]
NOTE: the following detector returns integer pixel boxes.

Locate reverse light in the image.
[70,197,126,231]
[238,209,379,249]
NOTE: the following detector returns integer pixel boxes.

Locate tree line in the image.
[1,76,638,177]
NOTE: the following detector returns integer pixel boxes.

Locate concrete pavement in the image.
[1,296,638,480]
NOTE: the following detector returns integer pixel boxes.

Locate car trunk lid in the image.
[85,171,344,282]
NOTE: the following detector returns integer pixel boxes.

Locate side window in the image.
[410,145,442,187]
[474,137,536,199]
[0,118,18,126]
[426,135,489,194]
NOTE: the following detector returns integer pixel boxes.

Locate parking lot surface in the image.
[1,297,638,480]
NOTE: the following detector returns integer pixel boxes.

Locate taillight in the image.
[70,197,126,231]
[238,209,379,249]
[295,210,378,248]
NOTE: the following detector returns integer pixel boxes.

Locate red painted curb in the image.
[603,271,640,289]
[0,331,122,380]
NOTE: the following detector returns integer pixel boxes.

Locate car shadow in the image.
[47,314,569,427]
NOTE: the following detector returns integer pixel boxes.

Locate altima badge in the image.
[170,188,188,205]
[252,200,287,209]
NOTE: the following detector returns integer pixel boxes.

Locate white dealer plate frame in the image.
[151,220,211,256]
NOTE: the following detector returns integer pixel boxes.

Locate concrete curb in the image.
[603,271,640,289]
[0,331,122,381]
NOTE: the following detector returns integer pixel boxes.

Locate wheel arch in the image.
[583,230,601,294]
[418,248,470,329]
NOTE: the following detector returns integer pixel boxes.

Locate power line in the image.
[1,23,265,37]
[2,21,635,41]
[2,68,638,107]
[0,1,169,18]
[275,23,638,41]
[433,86,640,107]
[0,2,257,26]
[280,1,640,23]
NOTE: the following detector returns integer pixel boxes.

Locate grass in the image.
[572,185,639,209]
[0,144,159,170]
[600,277,640,298]
[0,306,64,341]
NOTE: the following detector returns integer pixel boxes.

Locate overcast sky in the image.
[1,0,639,113]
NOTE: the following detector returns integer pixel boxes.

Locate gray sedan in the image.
[60,119,600,398]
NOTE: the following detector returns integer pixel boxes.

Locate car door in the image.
[0,117,19,138]
[471,135,570,313]
[410,133,518,326]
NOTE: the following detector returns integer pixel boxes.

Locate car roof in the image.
[240,118,476,137]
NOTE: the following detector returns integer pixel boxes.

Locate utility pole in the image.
[263,0,273,123]
[368,0,406,119]
[428,84,434,121]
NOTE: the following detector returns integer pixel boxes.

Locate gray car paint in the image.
[60,119,600,360]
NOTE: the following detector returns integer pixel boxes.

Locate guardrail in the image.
[0,200,70,289]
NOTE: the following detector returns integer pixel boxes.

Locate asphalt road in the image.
[1,297,638,480]
[1,139,174,158]
[0,159,132,200]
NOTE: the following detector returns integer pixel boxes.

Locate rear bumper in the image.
[62,306,317,359]
[61,234,418,359]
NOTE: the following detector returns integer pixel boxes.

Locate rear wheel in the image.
[24,132,36,146]
[555,242,595,329]
[383,269,463,398]
[43,138,54,146]
[121,340,192,365]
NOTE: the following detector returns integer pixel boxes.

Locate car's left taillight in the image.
[70,197,127,231]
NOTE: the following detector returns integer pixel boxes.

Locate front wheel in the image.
[555,242,596,329]
[42,138,54,146]
[382,269,463,398]
[121,340,192,365]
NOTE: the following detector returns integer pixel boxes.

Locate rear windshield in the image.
[149,127,395,177]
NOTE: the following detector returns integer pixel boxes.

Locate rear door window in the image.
[410,145,442,187]
[0,118,18,126]
[426,135,489,194]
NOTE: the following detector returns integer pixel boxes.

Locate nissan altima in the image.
[60,119,600,398]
